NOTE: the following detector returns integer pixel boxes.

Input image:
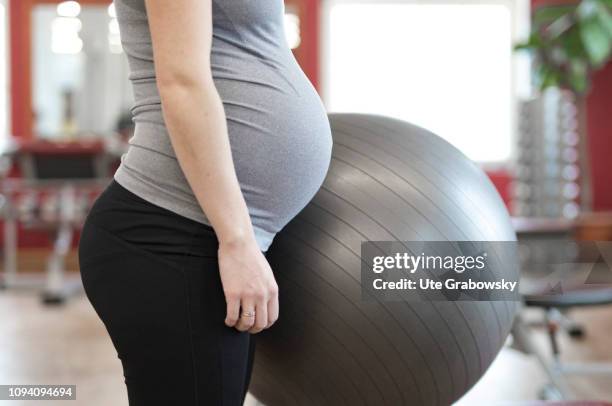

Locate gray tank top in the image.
[113,0,333,251]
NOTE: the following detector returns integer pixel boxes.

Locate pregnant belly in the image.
[213,71,333,233]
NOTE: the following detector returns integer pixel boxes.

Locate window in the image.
[322,0,531,164]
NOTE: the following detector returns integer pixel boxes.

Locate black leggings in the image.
[78,179,256,406]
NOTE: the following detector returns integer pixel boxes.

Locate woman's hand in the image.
[218,237,279,334]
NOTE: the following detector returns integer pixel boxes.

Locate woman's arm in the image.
[144,0,278,333]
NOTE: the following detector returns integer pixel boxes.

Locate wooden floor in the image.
[1,276,611,405]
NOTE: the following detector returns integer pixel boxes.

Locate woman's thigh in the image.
[78,183,255,406]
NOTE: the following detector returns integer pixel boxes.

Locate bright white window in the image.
[322,0,530,163]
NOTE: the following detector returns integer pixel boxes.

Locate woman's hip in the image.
[77,178,223,319]
[80,179,218,262]
[77,179,225,330]
[77,218,251,406]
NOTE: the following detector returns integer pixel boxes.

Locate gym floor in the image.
[1,276,611,405]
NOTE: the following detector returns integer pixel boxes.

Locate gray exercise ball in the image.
[249,113,519,406]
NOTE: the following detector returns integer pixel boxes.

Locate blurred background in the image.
[0,0,611,405]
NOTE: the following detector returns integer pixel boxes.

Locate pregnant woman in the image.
[77,0,332,405]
